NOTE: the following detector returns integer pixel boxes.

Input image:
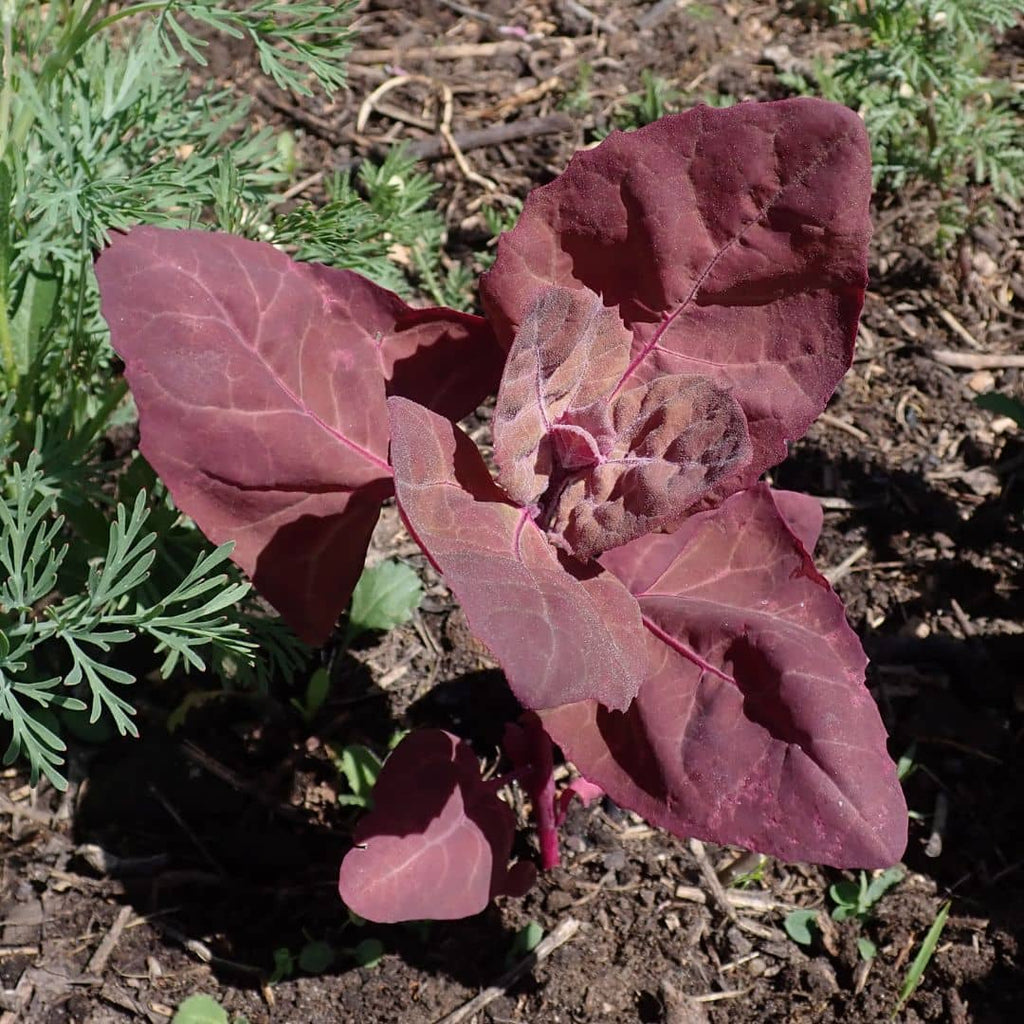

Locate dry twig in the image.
[435,918,581,1024]
[932,349,1024,370]
[86,905,134,976]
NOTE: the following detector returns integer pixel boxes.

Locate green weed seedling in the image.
[343,560,423,648]
[614,71,682,132]
[334,743,384,809]
[781,0,1024,248]
[172,993,248,1024]
[504,920,544,968]
[785,866,903,958]
[893,900,952,1017]
[831,866,905,924]
[784,907,821,946]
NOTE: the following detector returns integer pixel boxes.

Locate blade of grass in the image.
[892,900,951,1018]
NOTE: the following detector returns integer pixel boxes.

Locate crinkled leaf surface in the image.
[388,397,647,711]
[541,485,907,868]
[481,98,872,502]
[493,287,752,560]
[337,730,535,922]
[96,227,500,642]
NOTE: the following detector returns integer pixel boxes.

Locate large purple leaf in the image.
[96,227,500,642]
[338,730,535,922]
[540,485,907,868]
[481,98,871,500]
[388,396,648,711]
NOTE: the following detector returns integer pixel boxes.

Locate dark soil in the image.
[3,2,1023,1022]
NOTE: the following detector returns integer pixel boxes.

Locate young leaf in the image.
[9,264,61,376]
[784,908,819,945]
[493,286,753,559]
[297,940,334,974]
[352,937,384,968]
[335,743,383,808]
[338,730,536,922]
[975,391,1024,428]
[172,994,229,1024]
[388,397,648,711]
[346,560,423,643]
[541,485,908,868]
[481,98,872,505]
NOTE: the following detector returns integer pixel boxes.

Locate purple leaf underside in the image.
[481,97,872,503]
[388,396,648,711]
[338,730,535,922]
[493,287,753,560]
[541,485,907,869]
[96,226,500,642]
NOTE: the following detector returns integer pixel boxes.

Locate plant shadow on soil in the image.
[67,447,1023,999]
[69,654,529,991]
[779,442,1024,949]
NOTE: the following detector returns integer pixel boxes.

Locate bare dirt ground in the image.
[2,2,1022,1022]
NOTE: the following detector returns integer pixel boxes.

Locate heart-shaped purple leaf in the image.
[338,730,535,922]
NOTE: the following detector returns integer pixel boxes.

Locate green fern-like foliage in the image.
[0,428,256,788]
[784,0,1024,244]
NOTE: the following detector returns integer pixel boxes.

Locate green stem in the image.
[0,12,14,160]
[0,284,15,390]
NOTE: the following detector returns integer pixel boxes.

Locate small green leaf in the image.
[893,901,951,1017]
[0,629,9,659]
[335,744,383,808]
[9,263,61,377]
[863,867,904,908]
[303,667,330,719]
[784,908,819,945]
[830,880,861,914]
[268,947,294,984]
[352,937,384,968]
[505,920,544,966]
[976,391,1024,428]
[896,744,917,782]
[345,561,422,643]
[297,939,334,974]
[172,994,229,1024]
[858,937,878,960]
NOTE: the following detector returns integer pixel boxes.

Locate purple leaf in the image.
[481,98,872,502]
[338,730,535,922]
[96,227,500,642]
[493,287,752,559]
[492,286,632,508]
[388,396,648,711]
[771,489,825,553]
[540,485,907,868]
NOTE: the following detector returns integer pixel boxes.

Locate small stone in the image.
[602,849,626,871]
[967,370,996,393]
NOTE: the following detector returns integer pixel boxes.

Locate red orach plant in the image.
[97,98,907,923]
